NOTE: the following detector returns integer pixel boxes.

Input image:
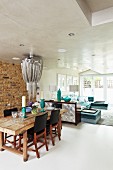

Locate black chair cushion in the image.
[50,109,60,125]
[52,103,62,109]
[34,113,48,133]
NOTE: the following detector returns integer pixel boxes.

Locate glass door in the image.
[80,74,113,104]
[93,76,104,101]
[106,76,113,104]
[80,75,105,101]
[80,76,93,97]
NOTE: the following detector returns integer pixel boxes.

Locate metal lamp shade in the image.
[21,55,43,100]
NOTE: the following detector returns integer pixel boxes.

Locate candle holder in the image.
[22,107,27,118]
[40,99,45,112]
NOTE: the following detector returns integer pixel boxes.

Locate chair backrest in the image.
[52,103,62,109]
[50,109,60,125]
[4,108,18,117]
[34,113,48,133]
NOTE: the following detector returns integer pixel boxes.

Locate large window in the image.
[57,74,78,91]
[57,74,66,91]
[80,74,113,104]
[107,76,113,104]
[67,75,73,91]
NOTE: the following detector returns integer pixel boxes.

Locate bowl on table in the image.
[26,107,32,113]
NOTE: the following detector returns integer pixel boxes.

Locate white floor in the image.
[1,123,113,170]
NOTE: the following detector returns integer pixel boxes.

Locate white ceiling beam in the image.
[92,7,113,26]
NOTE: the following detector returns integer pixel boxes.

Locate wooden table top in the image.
[0,109,66,136]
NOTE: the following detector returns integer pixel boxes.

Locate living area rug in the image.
[98,110,113,126]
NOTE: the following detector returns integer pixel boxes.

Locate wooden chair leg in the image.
[4,133,7,143]
[44,130,48,151]
[57,124,61,141]
[13,136,17,148]
[59,115,62,130]
[34,133,40,158]
[4,133,17,148]
[50,125,55,146]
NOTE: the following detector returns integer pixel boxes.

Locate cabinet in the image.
[45,100,81,125]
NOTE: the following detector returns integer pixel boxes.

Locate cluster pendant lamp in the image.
[21,54,43,101]
[21,54,43,116]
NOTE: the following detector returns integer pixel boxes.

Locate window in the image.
[80,74,113,104]
[67,75,72,91]
[57,74,78,92]
[57,74,66,91]
[73,76,78,85]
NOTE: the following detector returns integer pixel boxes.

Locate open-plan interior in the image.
[1,0,113,170]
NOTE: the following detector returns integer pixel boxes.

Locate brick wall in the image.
[0,61,28,116]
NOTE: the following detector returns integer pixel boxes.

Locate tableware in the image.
[12,111,18,123]
[26,107,32,113]
[18,111,24,122]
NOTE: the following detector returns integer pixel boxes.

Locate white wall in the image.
[39,68,78,99]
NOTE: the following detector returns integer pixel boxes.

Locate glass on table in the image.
[11,111,18,123]
[18,111,24,122]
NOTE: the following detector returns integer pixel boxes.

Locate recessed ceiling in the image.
[86,0,113,12]
[0,0,113,74]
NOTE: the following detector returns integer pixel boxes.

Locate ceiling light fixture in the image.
[68,33,75,36]
[12,57,20,60]
[58,49,66,53]
[92,54,95,56]
[19,44,24,46]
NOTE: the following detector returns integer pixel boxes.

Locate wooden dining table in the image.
[0,109,66,162]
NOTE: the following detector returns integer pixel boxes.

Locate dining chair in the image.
[4,108,19,148]
[27,113,48,158]
[4,107,18,117]
[46,109,61,146]
[52,103,62,109]
[51,103,62,129]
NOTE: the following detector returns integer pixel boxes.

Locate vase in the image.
[22,107,27,118]
[57,89,61,101]
[40,99,45,112]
